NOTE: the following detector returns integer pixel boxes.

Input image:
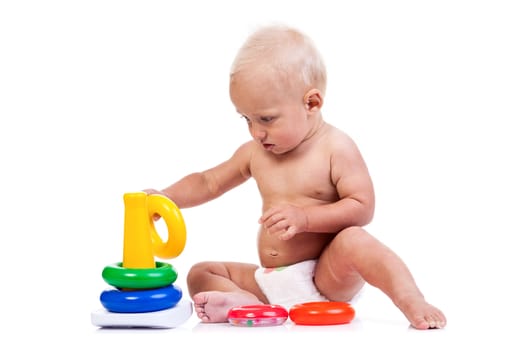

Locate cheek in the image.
[276,126,304,146]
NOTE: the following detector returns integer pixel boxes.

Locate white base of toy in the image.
[91,299,193,328]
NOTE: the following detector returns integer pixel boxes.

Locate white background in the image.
[1,1,507,348]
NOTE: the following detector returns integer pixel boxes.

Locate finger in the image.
[268,219,293,234]
[259,207,279,224]
[266,217,289,232]
[270,227,288,237]
[262,214,280,228]
[279,226,297,240]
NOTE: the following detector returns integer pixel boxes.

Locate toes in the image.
[199,313,211,322]
[195,310,210,322]
[427,310,446,329]
[192,292,208,305]
[432,314,446,329]
[412,316,431,330]
[422,313,446,329]
[427,318,437,329]
[411,314,438,330]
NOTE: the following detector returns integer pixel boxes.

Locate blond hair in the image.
[230,25,327,95]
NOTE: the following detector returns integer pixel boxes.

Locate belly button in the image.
[269,250,278,257]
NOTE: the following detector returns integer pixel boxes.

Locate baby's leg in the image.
[315,226,446,330]
[187,261,268,323]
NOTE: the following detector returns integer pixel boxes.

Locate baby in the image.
[144,24,446,329]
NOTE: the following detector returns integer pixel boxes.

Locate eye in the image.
[260,116,275,123]
[241,115,252,125]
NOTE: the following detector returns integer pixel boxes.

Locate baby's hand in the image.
[258,205,308,240]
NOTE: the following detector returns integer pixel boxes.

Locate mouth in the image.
[262,143,275,151]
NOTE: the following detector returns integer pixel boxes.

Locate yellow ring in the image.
[147,195,187,259]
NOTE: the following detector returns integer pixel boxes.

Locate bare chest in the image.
[250,149,338,203]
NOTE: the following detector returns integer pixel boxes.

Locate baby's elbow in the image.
[357,196,375,226]
[363,204,375,225]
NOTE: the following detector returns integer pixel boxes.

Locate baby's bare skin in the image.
[145,25,446,330]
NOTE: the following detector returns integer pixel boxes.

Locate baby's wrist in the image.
[302,207,310,232]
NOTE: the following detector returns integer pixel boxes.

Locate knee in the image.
[186,261,207,284]
[186,261,228,285]
[187,261,212,280]
[333,226,373,257]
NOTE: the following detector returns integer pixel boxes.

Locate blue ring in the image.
[100,284,183,313]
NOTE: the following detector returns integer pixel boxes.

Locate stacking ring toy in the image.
[147,194,187,260]
[122,192,186,269]
[289,301,355,325]
[102,261,177,289]
[100,284,183,313]
[227,304,288,327]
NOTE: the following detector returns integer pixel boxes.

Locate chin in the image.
[271,148,292,155]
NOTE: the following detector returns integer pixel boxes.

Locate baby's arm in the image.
[304,135,375,233]
[144,142,253,209]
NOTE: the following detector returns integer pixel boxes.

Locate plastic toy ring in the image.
[289,301,355,325]
[100,284,183,313]
[147,194,187,259]
[228,304,288,327]
[102,261,177,289]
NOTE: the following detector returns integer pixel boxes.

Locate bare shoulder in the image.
[230,140,257,163]
[322,123,371,183]
[233,140,258,156]
[225,140,258,177]
[321,123,362,156]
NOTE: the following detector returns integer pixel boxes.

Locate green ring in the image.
[102,261,178,289]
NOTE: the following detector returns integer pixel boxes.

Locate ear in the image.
[303,88,323,111]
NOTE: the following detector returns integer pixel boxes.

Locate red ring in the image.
[228,304,288,327]
[289,301,355,325]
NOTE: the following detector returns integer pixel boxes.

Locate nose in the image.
[250,124,267,142]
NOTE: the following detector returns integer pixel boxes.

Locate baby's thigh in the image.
[314,227,366,300]
[189,261,265,300]
[224,261,269,301]
[224,261,260,287]
[189,260,257,282]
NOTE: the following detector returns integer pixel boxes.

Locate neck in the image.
[303,113,326,143]
[279,114,326,158]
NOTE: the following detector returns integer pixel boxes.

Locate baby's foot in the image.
[398,296,447,330]
[192,291,262,323]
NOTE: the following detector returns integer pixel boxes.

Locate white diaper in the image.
[254,260,328,310]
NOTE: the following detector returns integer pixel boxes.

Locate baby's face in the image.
[230,71,313,155]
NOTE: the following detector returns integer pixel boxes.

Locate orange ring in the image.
[228,304,288,327]
[289,301,355,325]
